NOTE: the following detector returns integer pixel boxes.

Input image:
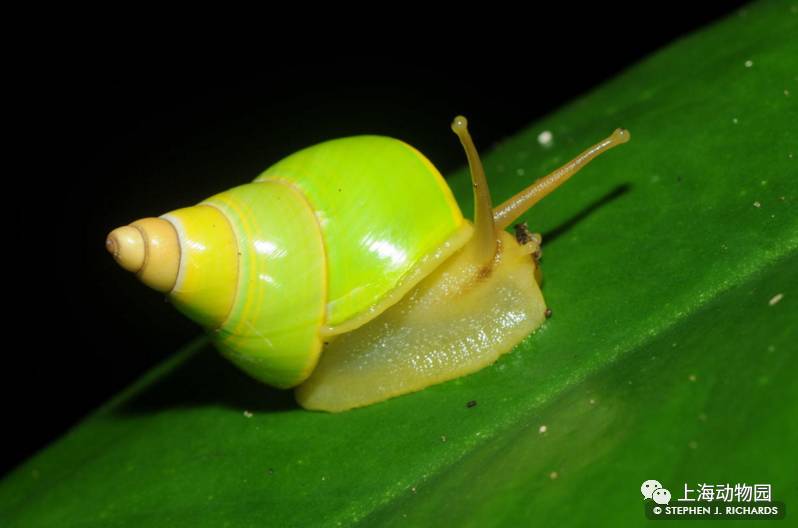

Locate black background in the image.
[6,4,750,477]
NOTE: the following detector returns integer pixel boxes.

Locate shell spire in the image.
[106,218,180,292]
[106,207,239,331]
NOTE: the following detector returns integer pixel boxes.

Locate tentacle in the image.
[493,128,630,230]
[451,115,498,266]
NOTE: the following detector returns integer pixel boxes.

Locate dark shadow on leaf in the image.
[116,340,299,415]
[542,184,631,245]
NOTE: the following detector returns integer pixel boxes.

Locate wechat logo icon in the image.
[641,479,671,505]
[653,488,671,505]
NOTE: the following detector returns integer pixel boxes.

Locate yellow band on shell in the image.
[163,205,238,329]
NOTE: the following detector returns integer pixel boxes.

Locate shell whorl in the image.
[202,181,327,388]
[106,218,179,292]
[162,205,239,329]
[255,135,466,329]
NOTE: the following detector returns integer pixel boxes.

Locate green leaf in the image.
[3,3,796,526]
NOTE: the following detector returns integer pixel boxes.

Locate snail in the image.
[106,116,629,412]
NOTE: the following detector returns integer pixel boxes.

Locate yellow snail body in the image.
[106,116,629,412]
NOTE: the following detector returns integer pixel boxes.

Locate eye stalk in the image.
[106,218,180,293]
[492,127,631,230]
[451,114,498,267]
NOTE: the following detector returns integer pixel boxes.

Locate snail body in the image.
[107,117,629,412]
